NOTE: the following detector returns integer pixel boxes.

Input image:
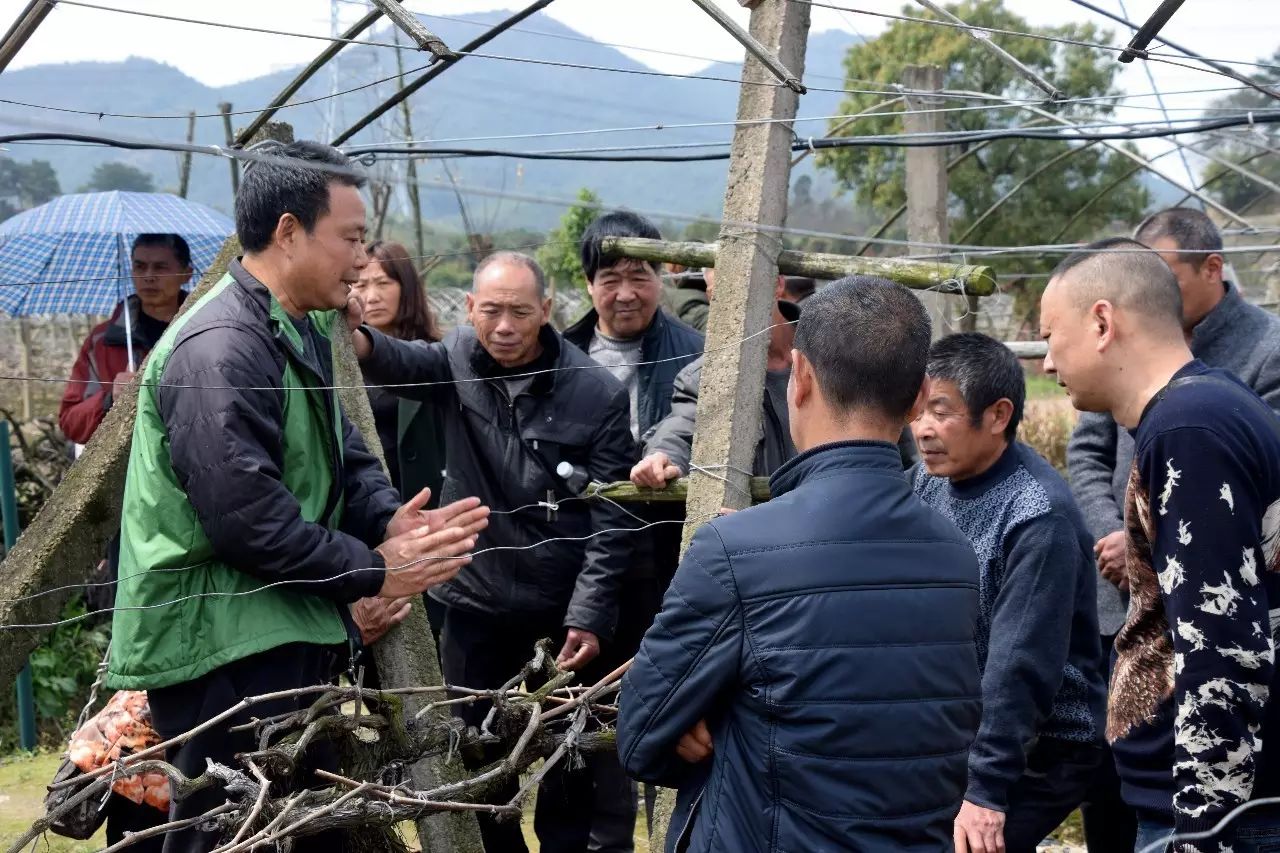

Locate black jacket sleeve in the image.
[337,412,400,548]
[157,325,385,603]
[564,384,638,639]
[359,327,453,401]
[965,513,1082,810]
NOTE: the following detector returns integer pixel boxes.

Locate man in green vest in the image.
[106,141,490,853]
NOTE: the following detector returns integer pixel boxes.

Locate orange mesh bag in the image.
[46,690,171,838]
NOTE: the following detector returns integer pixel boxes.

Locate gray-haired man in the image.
[352,251,637,852]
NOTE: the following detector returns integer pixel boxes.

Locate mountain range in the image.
[0,11,861,231]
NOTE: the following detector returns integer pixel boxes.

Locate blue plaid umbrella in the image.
[0,191,233,319]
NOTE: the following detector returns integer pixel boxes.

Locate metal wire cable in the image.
[0,319,788,393]
[0,514,719,632]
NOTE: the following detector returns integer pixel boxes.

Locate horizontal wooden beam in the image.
[599,236,997,296]
[1006,340,1047,359]
[589,478,772,504]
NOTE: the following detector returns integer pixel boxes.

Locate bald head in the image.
[1048,237,1183,332]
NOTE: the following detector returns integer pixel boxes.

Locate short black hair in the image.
[1051,237,1183,328]
[579,210,661,282]
[794,275,930,420]
[132,233,191,269]
[927,332,1024,442]
[783,276,817,302]
[235,140,366,254]
[1134,207,1223,269]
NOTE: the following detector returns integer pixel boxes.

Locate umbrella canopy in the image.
[0,191,234,317]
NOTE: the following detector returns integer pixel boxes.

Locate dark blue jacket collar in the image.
[770,439,903,498]
[947,441,1021,500]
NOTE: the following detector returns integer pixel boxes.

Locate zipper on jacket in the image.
[674,787,705,853]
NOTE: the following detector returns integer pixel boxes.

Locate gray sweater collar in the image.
[1190,281,1242,354]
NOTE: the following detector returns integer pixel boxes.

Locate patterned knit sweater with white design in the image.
[1111,360,1280,851]
[913,442,1106,811]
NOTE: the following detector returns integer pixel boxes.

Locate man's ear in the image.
[274,212,301,255]
[1090,299,1116,352]
[464,292,476,325]
[790,349,812,408]
[541,296,554,325]
[1202,252,1225,282]
[987,398,1014,437]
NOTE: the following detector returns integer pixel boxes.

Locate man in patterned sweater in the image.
[912,332,1106,853]
[1041,238,1280,852]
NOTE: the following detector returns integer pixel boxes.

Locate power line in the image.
[341,88,1271,150]
[786,0,1277,79]
[0,113,1274,262]
[347,111,1280,162]
[14,114,1277,171]
[0,59,434,121]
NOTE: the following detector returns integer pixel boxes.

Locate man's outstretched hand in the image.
[376,524,476,598]
[387,488,490,543]
[676,719,714,764]
[556,628,600,671]
[630,452,682,489]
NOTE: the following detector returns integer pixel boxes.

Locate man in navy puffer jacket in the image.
[617,275,983,852]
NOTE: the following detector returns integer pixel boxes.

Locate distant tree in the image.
[682,218,720,244]
[537,187,601,292]
[1198,48,1280,214]
[816,0,1151,331]
[81,161,155,193]
[817,0,1149,248]
[0,158,60,222]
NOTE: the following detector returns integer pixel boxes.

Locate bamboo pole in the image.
[598,236,997,295]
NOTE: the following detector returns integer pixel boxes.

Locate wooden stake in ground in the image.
[649,0,811,847]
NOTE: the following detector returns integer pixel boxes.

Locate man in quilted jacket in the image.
[618,275,982,852]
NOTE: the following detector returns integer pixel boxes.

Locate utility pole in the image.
[219,103,238,197]
[392,26,427,263]
[650,0,811,838]
[177,111,196,199]
[902,65,966,333]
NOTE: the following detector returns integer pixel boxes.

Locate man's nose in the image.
[353,243,370,269]
[1043,352,1056,375]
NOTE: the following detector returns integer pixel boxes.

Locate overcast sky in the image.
[9,1,1277,181]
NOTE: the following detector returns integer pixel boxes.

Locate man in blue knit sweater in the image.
[912,332,1106,853]
[1041,239,1280,852]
